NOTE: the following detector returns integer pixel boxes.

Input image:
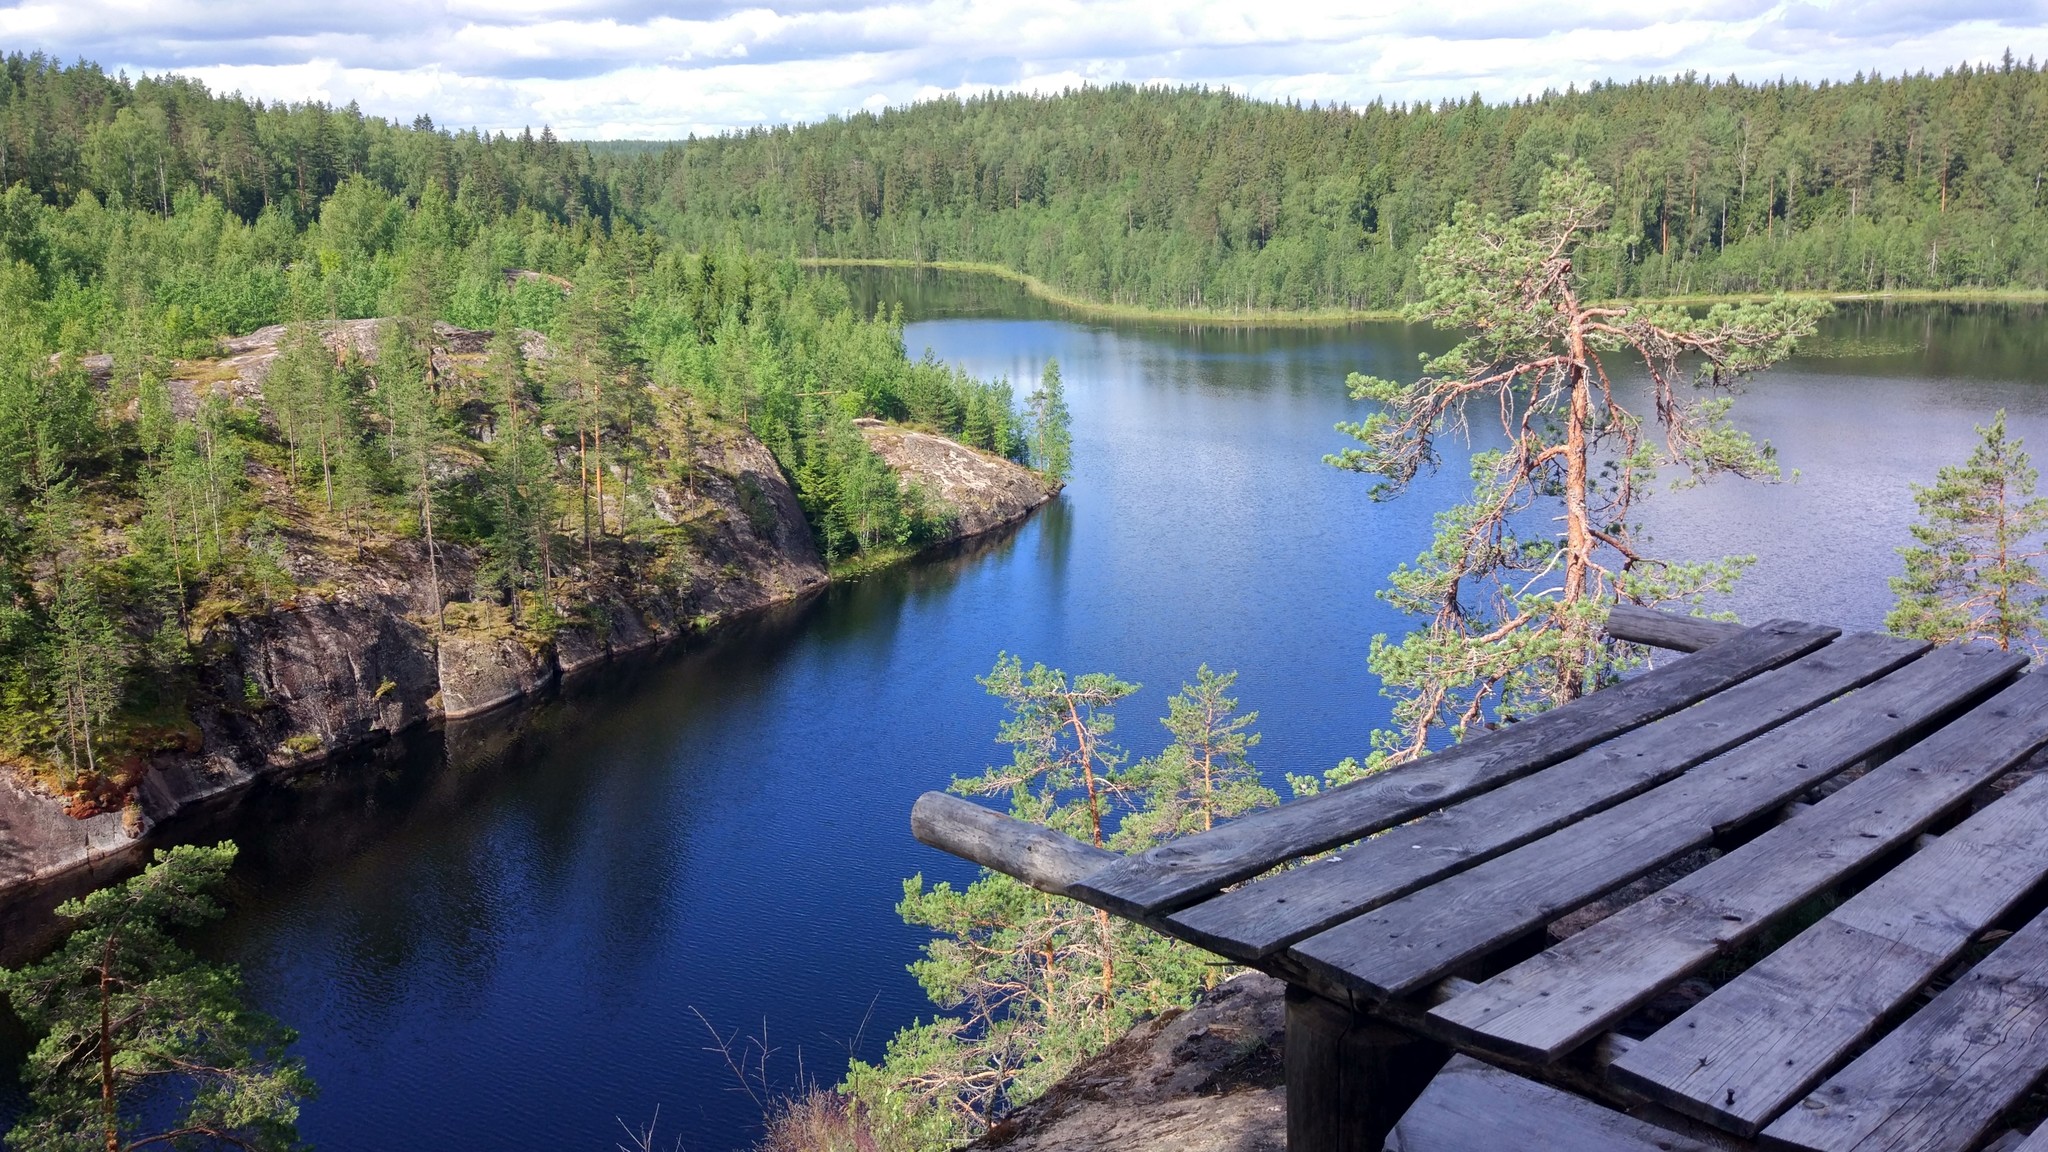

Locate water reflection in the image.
[4,278,2046,1151]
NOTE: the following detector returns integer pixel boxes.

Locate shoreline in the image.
[0,473,1058,917]
[803,257,2048,328]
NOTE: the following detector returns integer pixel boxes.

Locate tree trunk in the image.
[579,426,591,558]
[421,463,443,634]
[100,934,118,1152]
[1559,335,1596,706]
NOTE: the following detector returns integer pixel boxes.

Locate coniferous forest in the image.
[0,52,1030,799]
[633,59,2048,312]
[10,44,2048,1152]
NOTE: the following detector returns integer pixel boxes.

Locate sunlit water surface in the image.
[3,272,2045,1150]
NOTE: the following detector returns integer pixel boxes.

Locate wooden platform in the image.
[912,606,2048,1151]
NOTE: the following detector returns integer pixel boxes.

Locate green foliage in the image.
[623,69,2048,313]
[1336,163,1818,762]
[1119,666,1276,845]
[0,52,1035,794]
[0,842,313,1152]
[1887,410,2048,653]
[850,657,1266,1150]
[477,323,556,616]
[1025,359,1072,481]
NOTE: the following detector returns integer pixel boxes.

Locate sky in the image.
[4,0,2048,140]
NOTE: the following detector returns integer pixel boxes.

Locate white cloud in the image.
[4,0,2046,137]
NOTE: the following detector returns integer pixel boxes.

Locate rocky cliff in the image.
[971,972,1287,1152]
[0,322,1056,906]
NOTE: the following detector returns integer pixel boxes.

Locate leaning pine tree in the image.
[0,843,313,1152]
[1886,410,2048,655]
[1332,162,1824,765]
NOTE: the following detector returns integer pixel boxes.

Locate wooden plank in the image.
[1169,633,1939,961]
[1072,620,1837,918]
[2016,1126,2048,1152]
[1760,901,2048,1152]
[1385,1055,1724,1152]
[909,791,1116,899]
[1606,604,1746,652]
[1284,642,2011,998]
[1430,670,2048,1064]
[1611,772,2048,1137]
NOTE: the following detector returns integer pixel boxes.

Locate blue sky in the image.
[5,0,2048,138]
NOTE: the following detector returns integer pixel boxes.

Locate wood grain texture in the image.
[1074,620,1838,918]
[2014,1125,2048,1152]
[1760,902,2048,1152]
[1429,670,2048,1065]
[1385,1055,1722,1152]
[1172,633,1939,962]
[1605,604,1746,652]
[1287,642,2013,1000]
[910,791,1116,899]
[1612,773,2048,1137]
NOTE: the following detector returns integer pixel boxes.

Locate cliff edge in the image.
[0,321,1056,904]
[972,972,1286,1152]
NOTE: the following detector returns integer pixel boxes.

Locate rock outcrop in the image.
[972,972,1287,1152]
[856,418,1061,539]
[2,322,1058,908]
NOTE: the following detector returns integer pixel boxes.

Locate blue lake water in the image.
[4,276,2046,1150]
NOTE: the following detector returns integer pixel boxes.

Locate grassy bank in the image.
[802,258,2048,329]
[800,259,1405,326]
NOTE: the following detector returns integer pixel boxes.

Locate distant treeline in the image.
[620,61,2048,312]
[9,52,2046,318]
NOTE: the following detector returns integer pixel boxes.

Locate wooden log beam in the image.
[1604,604,1744,652]
[910,791,1117,900]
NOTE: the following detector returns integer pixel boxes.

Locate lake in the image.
[4,272,2046,1150]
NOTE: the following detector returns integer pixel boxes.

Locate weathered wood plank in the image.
[909,791,1117,899]
[2015,1125,2048,1152]
[1169,633,1940,961]
[1605,604,1746,652]
[1072,620,1838,918]
[1611,772,2048,1138]
[1429,669,2048,1064]
[1286,642,2012,999]
[1385,1055,1723,1152]
[1760,901,2048,1152]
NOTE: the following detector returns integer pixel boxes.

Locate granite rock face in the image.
[856,418,1061,539]
[972,972,1288,1152]
[2,323,1057,906]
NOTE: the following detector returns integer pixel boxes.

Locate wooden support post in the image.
[1285,985,1447,1152]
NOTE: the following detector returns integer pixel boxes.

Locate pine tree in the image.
[1119,666,1276,845]
[376,322,446,632]
[1332,163,1822,763]
[480,323,554,619]
[0,842,314,1152]
[1887,410,2048,654]
[863,660,1272,1150]
[1026,360,1072,481]
[264,323,328,489]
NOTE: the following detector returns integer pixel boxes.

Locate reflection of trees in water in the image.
[42,509,1052,1040]
[1798,302,2048,379]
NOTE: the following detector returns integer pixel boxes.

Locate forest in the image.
[0,52,1036,804]
[11,46,2048,1152]
[623,58,2048,313]
[11,52,2048,326]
